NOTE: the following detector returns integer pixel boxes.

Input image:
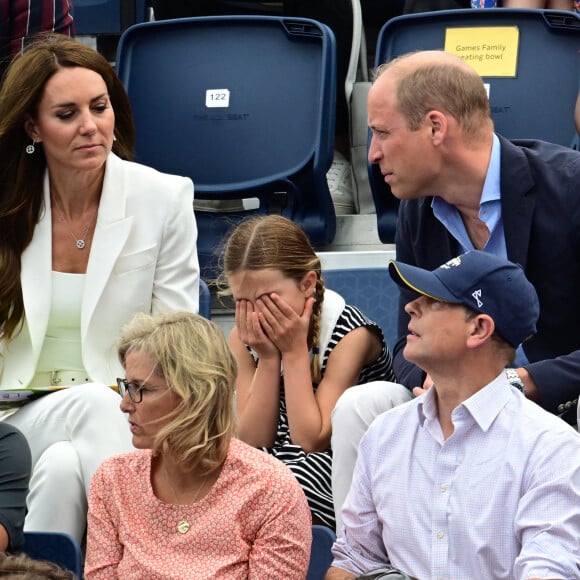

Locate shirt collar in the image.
[417,387,438,427]
[480,133,501,205]
[417,371,512,432]
[432,133,501,207]
[461,372,511,431]
[431,134,502,251]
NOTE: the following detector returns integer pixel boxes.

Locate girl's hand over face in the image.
[256,293,315,355]
[235,299,279,359]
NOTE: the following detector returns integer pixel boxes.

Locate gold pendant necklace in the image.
[164,464,207,535]
[177,520,190,534]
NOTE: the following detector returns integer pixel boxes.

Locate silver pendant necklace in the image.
[51,194,97,250]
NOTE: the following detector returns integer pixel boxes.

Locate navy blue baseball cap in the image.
[388,251,539,347]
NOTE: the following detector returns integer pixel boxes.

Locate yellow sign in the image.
[444,27,519,77]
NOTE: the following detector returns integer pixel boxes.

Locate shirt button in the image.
[440,484,448,492]
[437,531,444,539]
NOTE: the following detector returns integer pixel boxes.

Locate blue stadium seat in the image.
[116,16,337,280]
[369,8,580,243]
[73,0,146,35]
[307,525,336,580]
[22,531,83,578]
[199,278,212,320]
[322,267,399,351]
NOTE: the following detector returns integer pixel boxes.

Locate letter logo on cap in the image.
[441,257,462,270]
[472,289,483,308]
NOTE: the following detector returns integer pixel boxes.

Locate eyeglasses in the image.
[116,378,146,403]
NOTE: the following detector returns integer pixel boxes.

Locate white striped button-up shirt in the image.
[332,373,580,579]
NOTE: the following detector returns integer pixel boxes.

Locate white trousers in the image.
[5,384,133,543]
[331,381,412,533]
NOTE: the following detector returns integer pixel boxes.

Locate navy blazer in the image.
[393,135,580,418]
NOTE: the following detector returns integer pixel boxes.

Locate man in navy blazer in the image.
[394,135,580,420]
[366,50,580,422]
[331,48,580,532]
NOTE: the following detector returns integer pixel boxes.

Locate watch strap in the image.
[505,368,525,394]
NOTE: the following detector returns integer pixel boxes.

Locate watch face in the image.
[505,369,524,393]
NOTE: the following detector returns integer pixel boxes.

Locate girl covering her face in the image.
[221,215,396,529]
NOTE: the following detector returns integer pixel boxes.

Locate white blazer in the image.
[0,153,200,388]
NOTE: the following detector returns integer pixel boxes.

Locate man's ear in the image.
[425,110,447,145]
[466,314,495,349]
[24,116,41,142]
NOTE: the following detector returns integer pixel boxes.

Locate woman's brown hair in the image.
[0,34,135,342]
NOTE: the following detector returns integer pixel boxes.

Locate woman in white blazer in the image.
[0,35,200,543]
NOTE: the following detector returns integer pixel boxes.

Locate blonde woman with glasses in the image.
[85,311,311,579]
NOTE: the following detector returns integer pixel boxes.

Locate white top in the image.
[0,152,199,390]
[35,272,85,376]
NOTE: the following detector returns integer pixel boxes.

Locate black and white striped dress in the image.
[261,304,396,528]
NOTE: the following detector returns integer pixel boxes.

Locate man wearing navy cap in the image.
[326,251,580,580]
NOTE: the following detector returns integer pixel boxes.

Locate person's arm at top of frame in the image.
[502,0,574,8]
[0,424,31,551]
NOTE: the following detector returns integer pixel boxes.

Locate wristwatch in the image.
[505,368,525,394]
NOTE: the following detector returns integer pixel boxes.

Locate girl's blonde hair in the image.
[220,215,325,383]
[117,311,237,475]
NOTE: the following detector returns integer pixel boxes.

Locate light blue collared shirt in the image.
[431,134,528,365]
[432,133,505,256]
[332,375,580,579]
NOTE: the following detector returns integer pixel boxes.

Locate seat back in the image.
[199,278,212,320]
[369,8,580,242]
[73,0,147,35]
[322,267,399,351]
[22,531,83,578]
[116,16,337,278]
[307,525,336,580]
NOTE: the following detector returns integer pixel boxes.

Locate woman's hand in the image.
[255,293,314,356]
[235,299,279,359]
